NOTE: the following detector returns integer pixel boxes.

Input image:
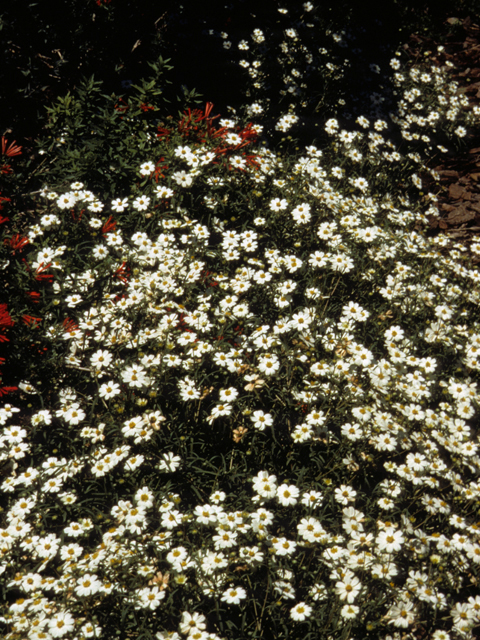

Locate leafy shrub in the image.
[1,4,480,640]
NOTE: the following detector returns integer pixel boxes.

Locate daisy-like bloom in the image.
[277,484,299,506]
[252,472,277,500]
[309,583,328,602]
[132,195,151,211]
[99,381,121,399]
[258,354,280,375]
[178,378,201,401]
[384,325,405,342]
[40,213,60,227]
[121,364,150,388]
[356,115,370,128]
[271,537,297,556]
[91,349,113,370]
[219,387,239,403]
[64,405,86,425]
[155,185,174,198]
[213,529,238,550]
[194,504,218,526]
[174,145,193,159]
[325,118,339,134]
[48,611,76,637]
[377,497,395,510]
[65,294,82,307]
[210,491,226,504]
[172,170,193,187]
[111,197,128,212]
[88,200,104,213]
[297,517,324,542]
[221,586,247,605]
[137,585,166,610]
[57,193,76,209]
[75,573,102,597]
[334,484,357,505]
[186,632,208,640]
[139,161,155,175]
[80,622,103,638]
[124,454,145,472]
[387,599,416,628]
[64,521,84,537]
[250,410,273,431]
[301,490,324,508]
[92,244,109,259]
[207,404,233,423]
[290,602,312,621]
[340,604,359,619]
[335,570,362,603]
[249,509,274,535]
[291,202,311,223]
[158,452,182,472]
[330,253,354,273]
[376,527,404,553]
[161,510,184,531]
[59,542,83,562]
[292,423,313,443]
[450,601,475,629]
[239,545,264,564]
[276,115,299,132]
[230,155,247,169]
[179,611,207,636]
[269,197,288,212]
[247,102,263,115]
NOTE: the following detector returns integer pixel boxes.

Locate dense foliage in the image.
[1,2,480,640]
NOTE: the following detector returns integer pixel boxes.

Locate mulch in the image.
[403,16,480,263]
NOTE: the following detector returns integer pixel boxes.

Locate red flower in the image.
[35,262,54,282]
[7,234,29,254]
[154,157,169,182]
[113,261,130,284]
[63,318,79,333]
[102,216,117,236]
[1,136,22,158]
[22,315,42,327]
[0,194,10,211]
[0,304,14,330]
[244,154,261,169]
[26,291,41,303]
[71,208,84,223]
[238,122,258,143]
[0,386,18,397]
[178,102,221,137]
[114,98,129,113]
[0,304,14,344]
[156,127,171,140]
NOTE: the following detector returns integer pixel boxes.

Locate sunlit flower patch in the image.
[1,8,480,640]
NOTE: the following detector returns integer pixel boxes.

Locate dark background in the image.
[1,0,477,143]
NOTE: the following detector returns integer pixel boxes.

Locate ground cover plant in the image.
[1,3,480,640]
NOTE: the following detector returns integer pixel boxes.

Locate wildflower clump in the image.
[1,8,480,640]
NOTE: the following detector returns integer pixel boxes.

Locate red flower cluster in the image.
[7,234,29,254]
[113,261,130,285]
[156,102,260,171]
[1,136,22,175]
[0,304,17,397]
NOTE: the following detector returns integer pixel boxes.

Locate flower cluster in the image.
[1,10,480,640]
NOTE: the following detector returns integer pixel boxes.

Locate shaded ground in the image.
[409,16,480,259]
